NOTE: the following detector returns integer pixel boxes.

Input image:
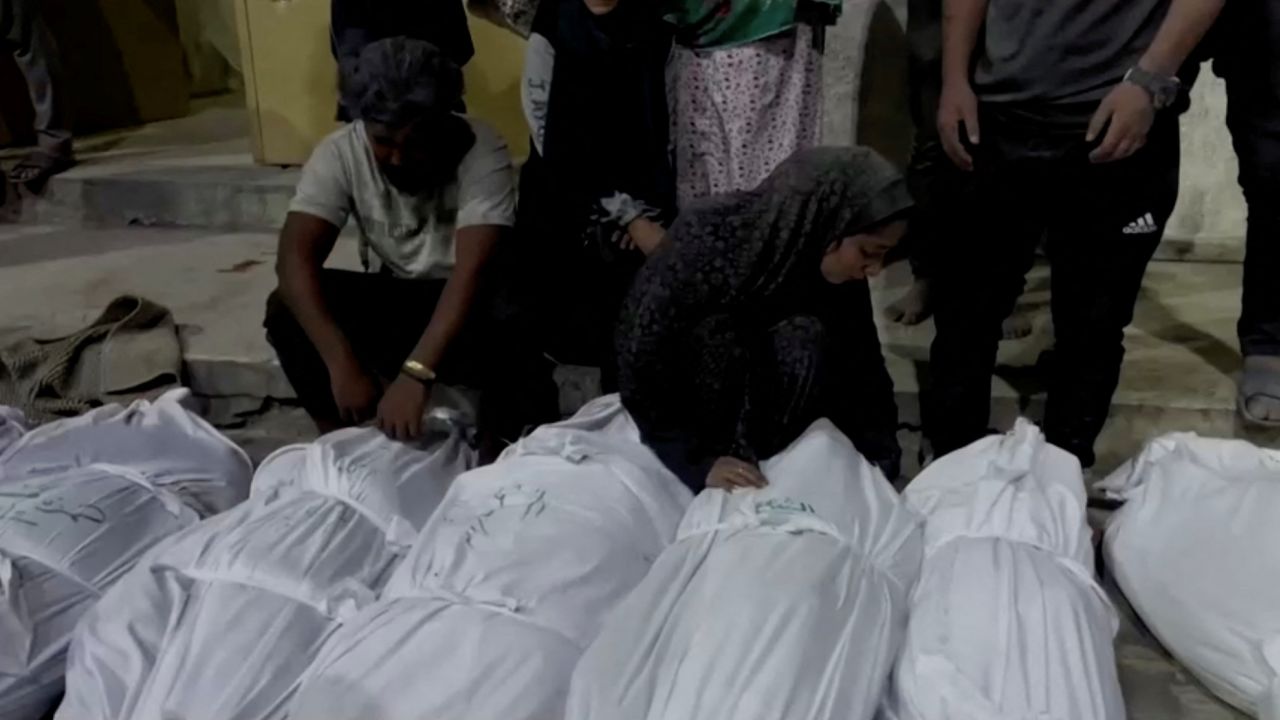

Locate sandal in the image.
[1237,355,1280,428]
[8,150,75,186]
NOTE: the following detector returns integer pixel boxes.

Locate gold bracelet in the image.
[401,359,437,384]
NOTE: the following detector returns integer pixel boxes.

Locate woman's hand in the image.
[626,217,668,257]
[706,457,768,491]
[377,375,431,441]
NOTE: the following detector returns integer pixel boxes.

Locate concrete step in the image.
[7,163,296,232]
[1,100,296,232]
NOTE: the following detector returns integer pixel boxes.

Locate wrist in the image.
[324,348,361,376]
[400,358,437,385]
[1124,65,1179,110]
[941,71,972,91]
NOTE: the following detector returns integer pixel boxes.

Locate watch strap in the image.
[1124,66,1180,110]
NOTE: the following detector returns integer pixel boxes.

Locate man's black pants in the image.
[264,269,559,444]
[927,115,1180,466]
[1211,0,1280,357]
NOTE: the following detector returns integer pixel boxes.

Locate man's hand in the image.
[329,360,379,425]
[706,457,768,491]
[1087,82,1155,164]
[377,375,431,441]
[937,80,980,171]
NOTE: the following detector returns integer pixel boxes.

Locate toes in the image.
[1002,315,1034,340]
[1246,396,1280,423]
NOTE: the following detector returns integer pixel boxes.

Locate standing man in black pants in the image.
[925,0,1224,467]
[1201,3,1280,426]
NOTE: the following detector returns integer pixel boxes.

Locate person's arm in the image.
[276,212,378,424]
[276,213,346,367]
[277,136,374,424]
[377,121,517,441]
[377,226,500,440]
[1087,0,1225,162]
[936,0,987,170]
[1137,0,1225,76]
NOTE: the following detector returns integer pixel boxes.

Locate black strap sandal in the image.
[8,150,76,186]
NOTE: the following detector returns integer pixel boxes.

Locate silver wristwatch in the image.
[1124,66,1181,110]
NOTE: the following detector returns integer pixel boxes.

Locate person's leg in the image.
[2,0,73,183]
[1218,0,1280,423]
[887,0,942,326]
[1042,122,1180,466]
[264,270,444,431]
[926,138,1046,458]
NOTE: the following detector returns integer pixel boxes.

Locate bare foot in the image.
[1239,355,1280,426]
[1001,311,1034,341]
[884,278,933,326]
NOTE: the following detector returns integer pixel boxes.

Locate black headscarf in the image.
[513,0,674,373]
[615,147,912,477]
[538,0,675,229]
[628,146,914,318]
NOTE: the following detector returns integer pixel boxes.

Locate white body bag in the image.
[565,419,923,720]
[1100,433,1280,718]
[56,420,474,720]
[882,420,1125,720]
[288,395,692,720]
[0,390,251,719]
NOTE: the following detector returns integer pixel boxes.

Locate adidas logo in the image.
[1123,213,1160,235]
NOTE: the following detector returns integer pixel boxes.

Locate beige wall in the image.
[234,0,529,166]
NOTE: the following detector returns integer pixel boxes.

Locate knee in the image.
[771,315,826,348]
[690,314,740,345]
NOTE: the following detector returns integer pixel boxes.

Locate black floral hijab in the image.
[618,147,912,391]
[658,146,914,304]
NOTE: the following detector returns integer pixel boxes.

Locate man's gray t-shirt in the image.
[289,118,517,280]
[973,0,1170,107]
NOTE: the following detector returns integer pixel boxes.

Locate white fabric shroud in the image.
[287,395,693,720]
[1099,433,1280,719]
[0,389,250,517]
[881,419,1124,720]
[56,419,475,720]
[565,419,923,720]
[0,389,252,720]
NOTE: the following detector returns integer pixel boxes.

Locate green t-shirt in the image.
[666,0,841,50]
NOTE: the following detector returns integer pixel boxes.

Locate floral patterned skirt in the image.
[670,25,824,206]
